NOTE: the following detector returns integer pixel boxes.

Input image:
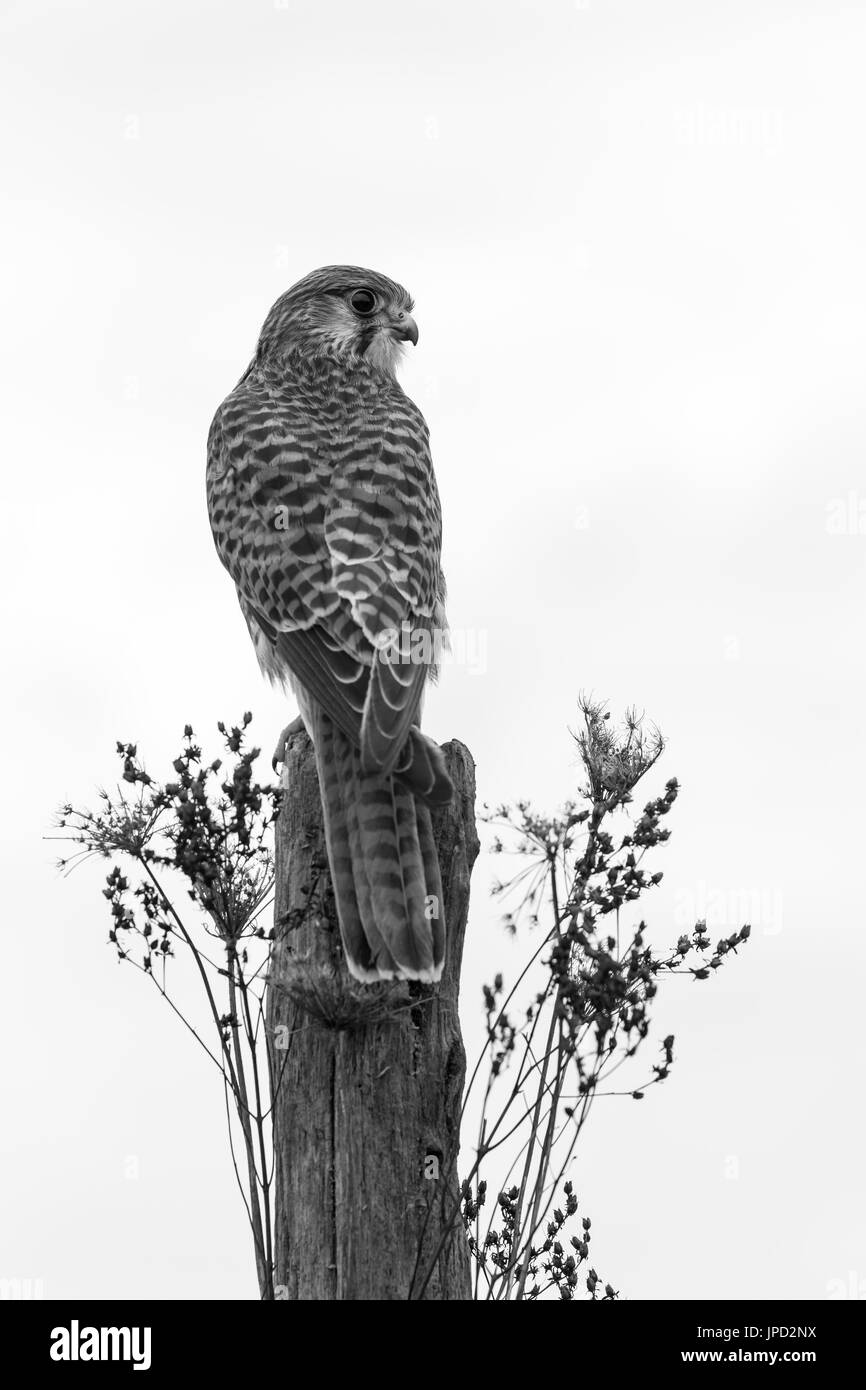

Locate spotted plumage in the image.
[207,266,452,981]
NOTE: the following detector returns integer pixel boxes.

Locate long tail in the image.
[303,699,446,982]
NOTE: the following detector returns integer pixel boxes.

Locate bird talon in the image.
[272,716,305,771]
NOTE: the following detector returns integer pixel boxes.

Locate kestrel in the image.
[206,267,452,982]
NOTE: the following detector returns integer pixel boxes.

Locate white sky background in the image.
[1,0,864,1300]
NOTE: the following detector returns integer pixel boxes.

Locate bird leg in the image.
[272,715,306,772]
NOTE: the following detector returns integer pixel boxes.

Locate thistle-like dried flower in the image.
[575,696,664,806]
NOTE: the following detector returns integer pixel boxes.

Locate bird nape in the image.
[206,266,452,982]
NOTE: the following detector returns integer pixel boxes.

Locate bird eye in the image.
[350,289,377,316]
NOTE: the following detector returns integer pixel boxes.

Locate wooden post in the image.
[267,731,478,1300]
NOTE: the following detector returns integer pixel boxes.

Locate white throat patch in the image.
[364,331,405,375]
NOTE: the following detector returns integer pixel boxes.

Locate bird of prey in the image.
[206,266,452,982]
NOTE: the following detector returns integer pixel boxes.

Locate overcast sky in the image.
[2,0,864,1300]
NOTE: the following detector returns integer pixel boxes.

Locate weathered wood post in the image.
[267,731,478,1300]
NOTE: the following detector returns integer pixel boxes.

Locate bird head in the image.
[257,266,419,374]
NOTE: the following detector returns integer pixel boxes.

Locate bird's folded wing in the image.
[207,375,442,769]
[252,609,429,782]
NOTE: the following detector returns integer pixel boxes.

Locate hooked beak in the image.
[390,311,419,346]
